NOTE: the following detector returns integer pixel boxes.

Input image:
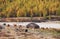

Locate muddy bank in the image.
[0,17,60,22]
[0,17,44,22]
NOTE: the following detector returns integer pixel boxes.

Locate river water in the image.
[0,21,60,29]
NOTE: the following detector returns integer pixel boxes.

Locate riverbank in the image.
[0,17,60,22]
[0,21,60,39]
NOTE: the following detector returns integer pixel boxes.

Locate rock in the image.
[3,23,6,26]
[26,23,40,29]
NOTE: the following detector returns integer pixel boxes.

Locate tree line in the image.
[0,0,60,19]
